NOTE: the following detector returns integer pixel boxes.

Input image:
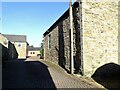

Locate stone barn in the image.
[43,0,120,77]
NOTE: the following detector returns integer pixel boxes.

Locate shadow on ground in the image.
[2,59,56,89]
[91,63,120,89]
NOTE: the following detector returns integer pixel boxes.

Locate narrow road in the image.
[3,58,104,89]
[3,59,55,88]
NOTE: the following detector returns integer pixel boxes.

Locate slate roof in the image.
[3,34,27,42]
[28,46,41,51]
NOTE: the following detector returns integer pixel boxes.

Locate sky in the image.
[1,2,70,47]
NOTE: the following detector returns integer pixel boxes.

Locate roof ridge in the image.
[3,34,26,36]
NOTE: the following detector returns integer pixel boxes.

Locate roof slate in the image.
[28,46,41,51]
[3,34,27,42]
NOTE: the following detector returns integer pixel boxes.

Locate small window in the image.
[33,52,35,54]
[18,43,22,47]
[48,34,51,49]
[31,52,32,54]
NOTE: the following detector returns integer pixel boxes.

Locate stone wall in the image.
[44,16,71,69]
[44,0,120,77]
[118,1,120,66]
[44,26,59,64]
[61,17,70,69]
[81,0,119,76]
[0,34,18,61]
[0,34,9,60]
[44,3,81,72]
[0,34,8,48]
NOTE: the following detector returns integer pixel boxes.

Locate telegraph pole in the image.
[69,0,74,74]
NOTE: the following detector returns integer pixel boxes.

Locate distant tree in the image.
[40,49,44,56]
[40,42,44,59]
[31,45,34,47]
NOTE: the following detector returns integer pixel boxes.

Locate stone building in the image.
[43,0,120,77]
[0,33,9,60]
[0,33,18,61]
[3,34,27,59]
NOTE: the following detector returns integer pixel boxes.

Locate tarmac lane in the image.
[2,58,105,89]
[2,59,56,88]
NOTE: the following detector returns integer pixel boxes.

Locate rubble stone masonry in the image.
[44,16,71,70]
[44,0,120,77]
[82,0,119,76]
[44,26,59,64]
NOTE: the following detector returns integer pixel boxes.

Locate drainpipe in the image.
[70,0,74,74]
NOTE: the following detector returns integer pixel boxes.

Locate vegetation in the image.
[40,49,44,59]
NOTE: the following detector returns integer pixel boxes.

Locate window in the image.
[18,43,22,47]
[48,34,51,49]
[30,52,35,54]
